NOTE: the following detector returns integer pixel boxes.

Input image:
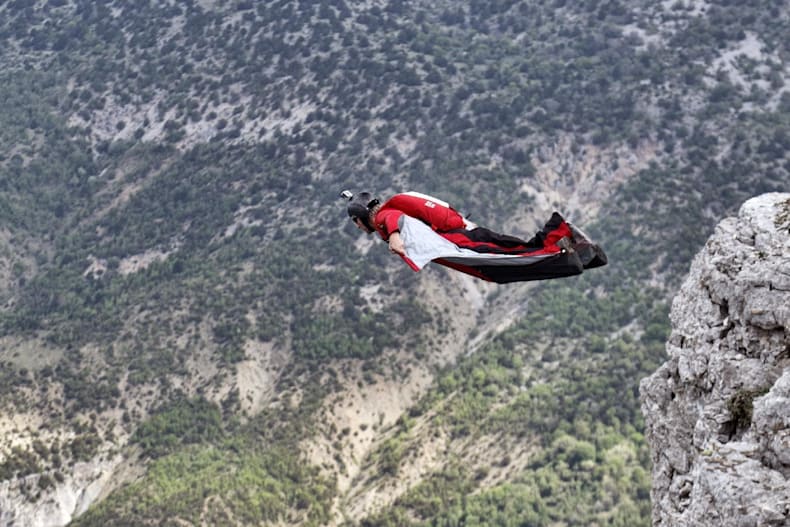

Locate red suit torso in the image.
[373,192,465,240]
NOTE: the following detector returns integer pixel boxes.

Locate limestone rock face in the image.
[640,193,790,527]
[0,455,124,527]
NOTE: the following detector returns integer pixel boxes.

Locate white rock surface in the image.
[0,454,124,527]
[640,193,790,527]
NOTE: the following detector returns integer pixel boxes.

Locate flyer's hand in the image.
[388,231,405,255]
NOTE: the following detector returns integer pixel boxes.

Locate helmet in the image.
[340,190,379,232]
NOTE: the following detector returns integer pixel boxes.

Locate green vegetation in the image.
[355,272,665,525]
[367,450,650,527]
[76,382,337,525]
[0,447,41,481]
[72,442,335,527]
[726,387,771,434]
[132,397,223,459]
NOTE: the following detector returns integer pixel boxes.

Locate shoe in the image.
[574,241,608,269]
[567,222,591,244]
[555,236,574,252]
[567,222,608,269]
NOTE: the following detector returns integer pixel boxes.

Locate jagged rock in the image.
[640,193,790,527]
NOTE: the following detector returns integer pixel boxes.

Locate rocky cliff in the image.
[640,193,790,526]
[0,455,126,527]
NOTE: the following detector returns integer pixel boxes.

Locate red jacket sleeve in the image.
[375,208,404,239]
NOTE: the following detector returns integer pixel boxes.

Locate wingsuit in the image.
[343,190,606,284]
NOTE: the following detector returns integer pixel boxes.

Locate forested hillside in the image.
[0,0,787,525]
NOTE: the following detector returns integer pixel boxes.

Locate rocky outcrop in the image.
[0,454,128,527]
[640,193,790,526]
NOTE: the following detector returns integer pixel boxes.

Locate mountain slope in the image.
[0,0,788,525]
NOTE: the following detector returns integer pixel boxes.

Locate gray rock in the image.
[640,193,790,527]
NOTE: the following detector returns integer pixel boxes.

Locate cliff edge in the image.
[640,192,790,526]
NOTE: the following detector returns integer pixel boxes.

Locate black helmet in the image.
[340,190,379,232]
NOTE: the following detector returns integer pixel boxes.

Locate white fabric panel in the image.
[399,215,460,269]
[398,216,553,271]
[401,191,451,208]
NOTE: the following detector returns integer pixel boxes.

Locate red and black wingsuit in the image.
[370,192,606,284]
